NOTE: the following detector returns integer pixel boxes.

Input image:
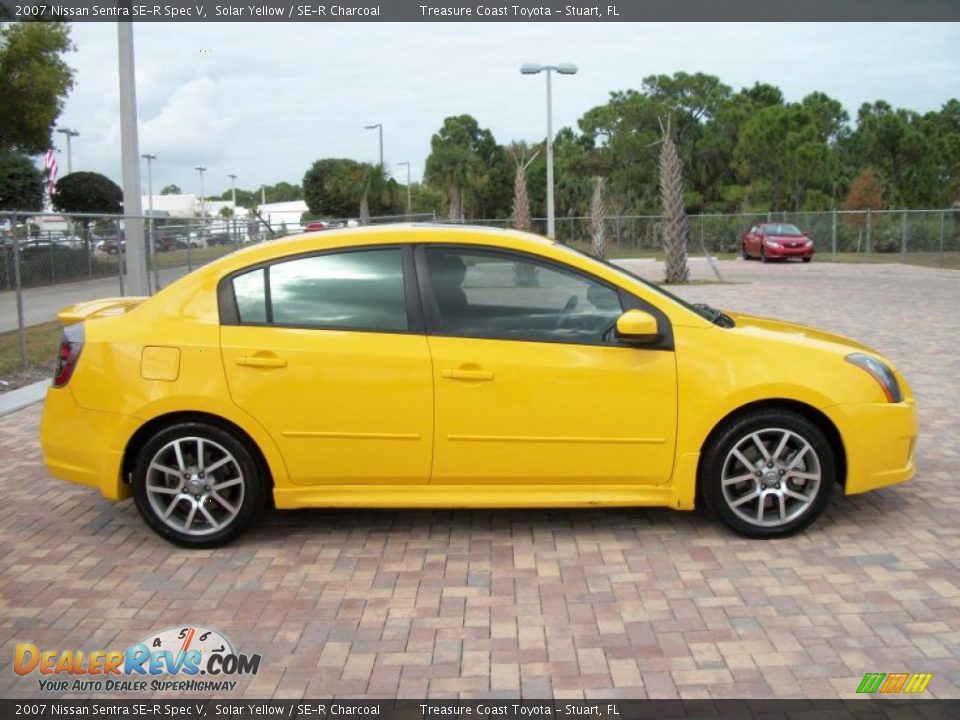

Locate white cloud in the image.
[52,21,959,197]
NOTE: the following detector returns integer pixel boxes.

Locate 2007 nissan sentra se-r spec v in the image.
[40,225,918,547]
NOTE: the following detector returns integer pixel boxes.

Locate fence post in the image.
[940,210,946,268]
[901,209,907,263]
[831,209,837,255]
[866,208,872,253]
[11,213,27,371]
[49,236,56,284]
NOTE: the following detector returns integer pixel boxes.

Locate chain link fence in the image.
[455,208,959,262]
[0,210,435,382]
[1,207,956,386]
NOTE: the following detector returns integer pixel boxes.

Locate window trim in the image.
[217,244,424,335]
[413,243,674,351]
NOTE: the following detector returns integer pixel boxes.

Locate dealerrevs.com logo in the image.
[14,626,261,692]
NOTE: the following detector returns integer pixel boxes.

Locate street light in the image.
[397,161,412,216]
[195,165,207,221]
[141,153,160,293]
[55,128,80,175]
[228,174,238,208]
[364,123,383,167]
[520,62,578,239]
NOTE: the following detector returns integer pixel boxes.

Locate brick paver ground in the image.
[1,259,958,700]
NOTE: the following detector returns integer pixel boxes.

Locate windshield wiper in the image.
[692,303,735,328]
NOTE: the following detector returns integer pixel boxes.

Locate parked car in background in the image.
[97,237,126,255]
[303,221,328,232]
[741,223,814,263]
[40,225,916,547]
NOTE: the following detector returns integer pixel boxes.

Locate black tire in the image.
[132,421,266,548]
[700,409,835,539]
[760,247,768,264]
[802,257,812,263]
[741,243,749,260]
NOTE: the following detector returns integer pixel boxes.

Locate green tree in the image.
[0,21,75,154]
[160,184,181,195]
[0,149,43,210]
[425,115,510,220]
[52,171,122,215]
[303,158,364,217]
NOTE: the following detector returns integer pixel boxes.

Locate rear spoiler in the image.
[57,297,147,326]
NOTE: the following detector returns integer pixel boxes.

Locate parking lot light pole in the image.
[55,128,80,175]
[228,174,238,208]
[142,153,159,293]
[365,123,383,167]
[398,161,412,216]
[195,166,207,234]
[520,62,578,239]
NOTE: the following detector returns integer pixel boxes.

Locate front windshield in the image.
[762,223,804,237]
[554,243,720,323]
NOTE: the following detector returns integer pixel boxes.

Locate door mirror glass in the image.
[615,309,659,343]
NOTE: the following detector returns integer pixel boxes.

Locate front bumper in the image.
[40,386,136,501]
[765,244,813,258]
[823,397,918,495]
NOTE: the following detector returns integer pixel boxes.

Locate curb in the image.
[0,379,50,417]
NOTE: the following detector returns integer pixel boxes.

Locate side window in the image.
[230,248,408,332]
[423,247,623,345]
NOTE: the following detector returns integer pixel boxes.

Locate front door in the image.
[220,246,433,485]
[419,246,677,486]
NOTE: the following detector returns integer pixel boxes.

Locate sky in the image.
[51,21,960,198]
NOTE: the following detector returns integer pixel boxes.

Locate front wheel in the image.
[802,257,812,263]
[741,243,749,260]
[132,422,267,548]
[700,410,835,538]
[760,247,768,264]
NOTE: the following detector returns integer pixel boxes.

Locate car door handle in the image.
[441,368,495,381]
[236,355,287,368]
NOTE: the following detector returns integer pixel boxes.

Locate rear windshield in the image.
[762,224,803,237]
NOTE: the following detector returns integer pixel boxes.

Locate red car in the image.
[303,221,328,233]
[741,223,814,263]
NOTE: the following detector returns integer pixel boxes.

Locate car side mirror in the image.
[615,309,659,344]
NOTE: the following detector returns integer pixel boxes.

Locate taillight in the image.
[53,323,84,388]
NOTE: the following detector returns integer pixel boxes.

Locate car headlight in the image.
[765,239,780,247]
[845,353,902,403]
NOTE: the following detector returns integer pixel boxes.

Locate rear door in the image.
[219,245,433,485]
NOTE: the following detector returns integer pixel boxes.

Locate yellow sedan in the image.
[40,226,918,547]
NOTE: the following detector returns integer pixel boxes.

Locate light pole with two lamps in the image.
[520,63,578,239]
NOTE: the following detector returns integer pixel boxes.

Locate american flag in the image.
[44,148,58,197]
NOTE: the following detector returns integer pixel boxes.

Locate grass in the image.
[0,321,61,378]
[814,251,960,270]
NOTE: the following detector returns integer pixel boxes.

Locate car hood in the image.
[725,311,880,356]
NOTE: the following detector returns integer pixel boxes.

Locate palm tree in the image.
[589,176,607,258]
[425,145,472,221]
[359,163,388,225]
[659,118,690,284]
[508,144,539,232]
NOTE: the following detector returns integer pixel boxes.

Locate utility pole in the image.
[117,22,148,295]
[228,174,238,208]
[56,128,80,175]
[195,166,207,235]
[398,161,412,216]
[365,123,384,167]
[141,153,159,293]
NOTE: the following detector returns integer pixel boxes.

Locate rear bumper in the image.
[40,387,136,501]
[823,398,918,495]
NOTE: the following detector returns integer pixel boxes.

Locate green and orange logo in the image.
[857,672,932,694]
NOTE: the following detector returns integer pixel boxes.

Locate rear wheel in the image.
[132,422,266,548]
[700,409,834,538]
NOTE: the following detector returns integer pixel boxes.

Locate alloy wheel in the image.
[720,427,821,529]
[144,436,245,536]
